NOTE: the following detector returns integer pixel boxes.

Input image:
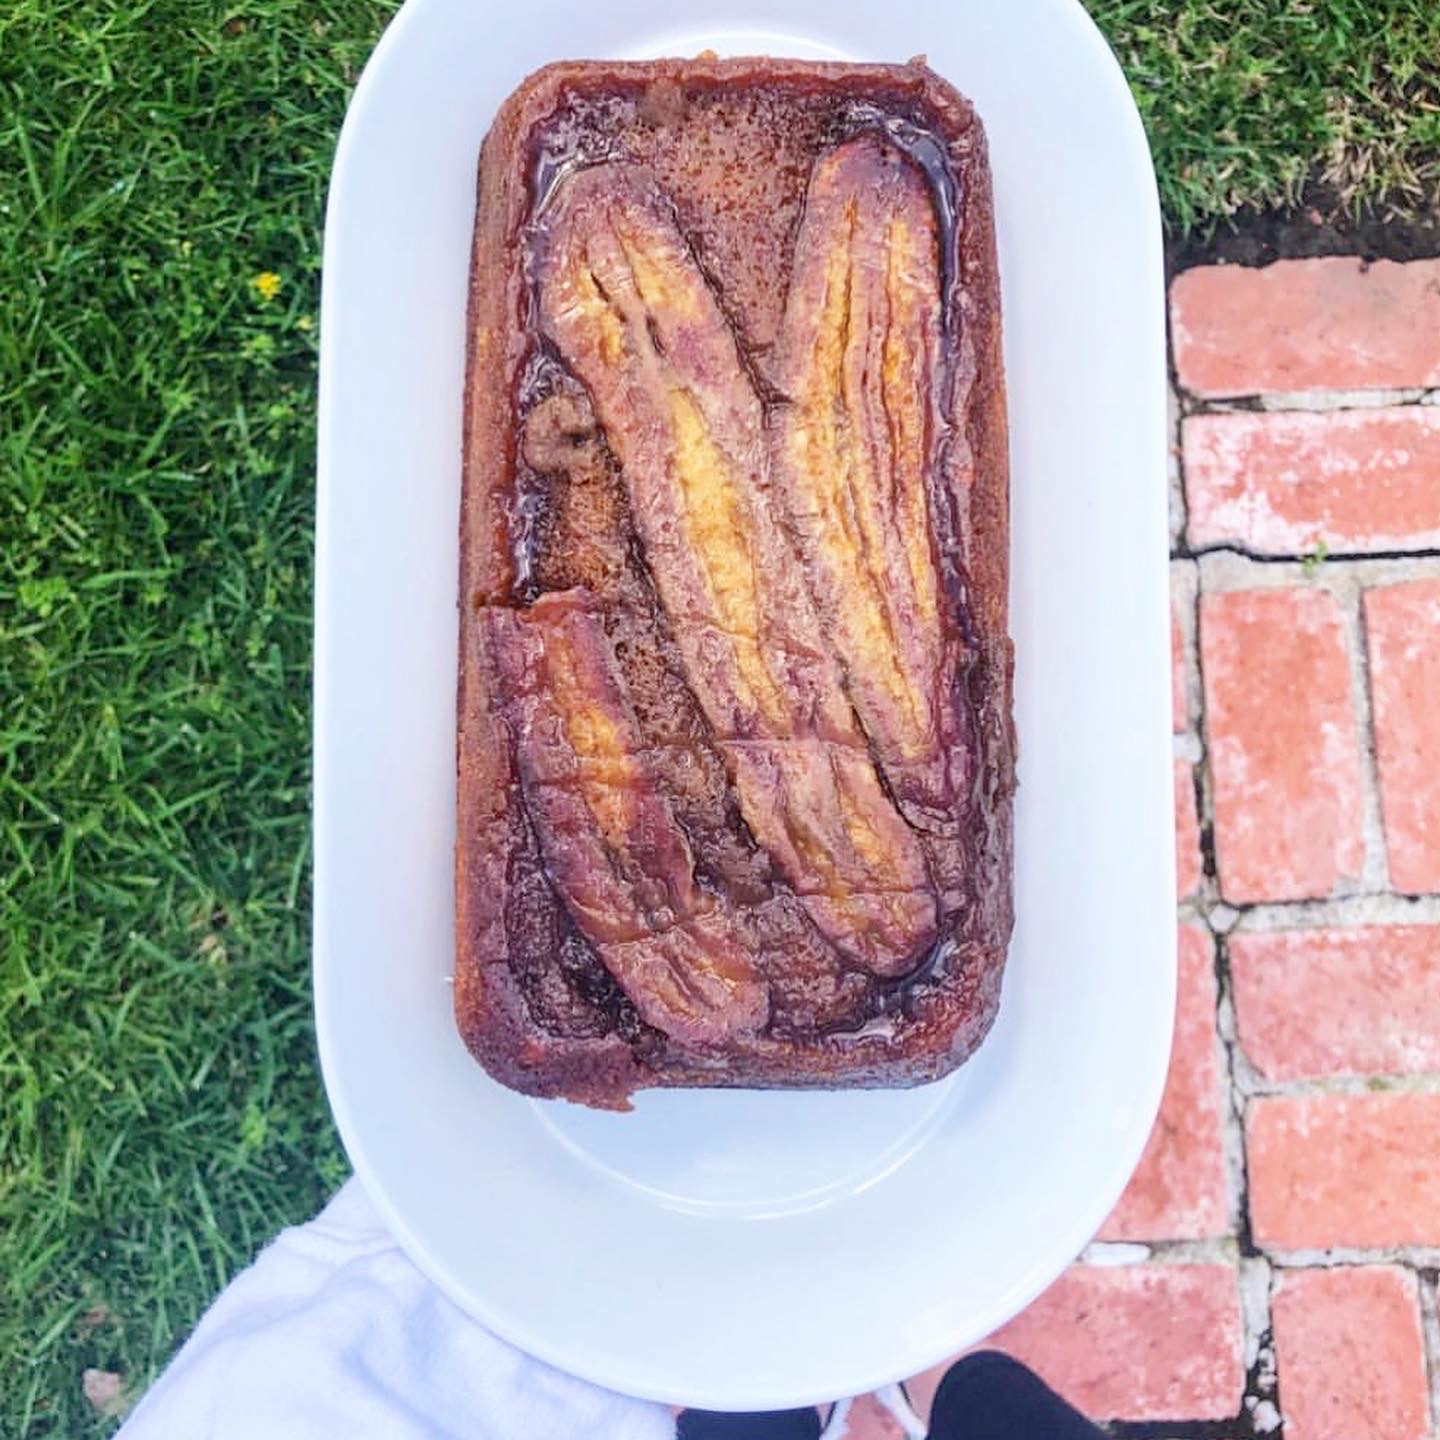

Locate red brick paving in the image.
[1231,925,1440,1080]
[1171,256,1440,396]
[1201,587,1365,901]
[1248,1092,1440,1250]
[865,257,1440,1438]
[1184,407,1440,555]
[1365,579,1440,893]
[1099,926,1228,1241]
[1271,1266,1431,1440]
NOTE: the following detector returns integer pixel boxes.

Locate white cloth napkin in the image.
[117,1177,674,1440]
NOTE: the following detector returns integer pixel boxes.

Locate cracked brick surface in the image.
[1202,587,1366,902]
[1248,1092,1440,1251]
[1171,257,1440,396]
[1184,407,1440,555]
[1365,579,1440,893]
[1271,1266,1430,1440]
[1231,924,1440,1079]
[1098,925,1228,1241]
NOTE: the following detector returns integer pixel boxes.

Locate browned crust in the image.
[456,62,654,1107]
[456,57,1012,1109]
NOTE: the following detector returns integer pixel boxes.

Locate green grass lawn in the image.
[1091,0,1440,231]
[2,1,1438,1434]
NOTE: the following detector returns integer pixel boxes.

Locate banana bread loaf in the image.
[456,56,1014,1109]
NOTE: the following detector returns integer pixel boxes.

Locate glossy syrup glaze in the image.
[478,74,997,1055]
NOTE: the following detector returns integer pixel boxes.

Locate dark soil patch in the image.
[1167,179,1440,276]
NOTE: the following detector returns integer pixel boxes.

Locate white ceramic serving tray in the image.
[315,0,1174,1410]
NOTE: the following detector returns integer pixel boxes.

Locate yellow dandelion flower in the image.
[251,271,282,302]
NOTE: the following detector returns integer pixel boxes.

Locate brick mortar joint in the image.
[1416,1268,1440,1435]
[1181,545,1224,917]
[1210,894,1440,932]
[1240,1261,1280,1437]
[1170,560,1215,909]
[1185,523,1280,1434]
[1181,542,1440,569]
[1175,384,1440,415]
[1208,935,1258,1254]
[1169,384,1188,553]
[1209,923,1278,1432]
[1267,1246,1440,1269]
[1337,574,1393,894]
[1173,558,1217,906]
[1239,1072,1440,1099]
[1170,559,1200,736]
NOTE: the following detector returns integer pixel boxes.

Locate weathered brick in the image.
[1365,580,1440,893]
[1201,588,1365,902]
[1184,408,1440,555]
[1174,761,1202,901]
[1099,926,1228,1240]
[1272,1266,1430,1440]
[1248,1093,1440,1249]
[1172,599,1187,733]
[906,1265,1243,1423]
[1232,925,1440,1080]
[1172,257,1440,396]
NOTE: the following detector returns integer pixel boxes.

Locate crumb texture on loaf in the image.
[457,58,1014,1108]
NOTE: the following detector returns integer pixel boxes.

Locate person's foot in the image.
[927,1352,1105,1439]
[676,1406,822,1439]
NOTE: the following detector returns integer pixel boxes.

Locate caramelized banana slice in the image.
[485,594,768,1044]
[729,742,939,966]
[534,164,843,742]
[534,164,935,973]
[772,137,954,822]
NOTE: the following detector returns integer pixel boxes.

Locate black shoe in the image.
[676,1408,823,1440]
[927,1352,1104,1440]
